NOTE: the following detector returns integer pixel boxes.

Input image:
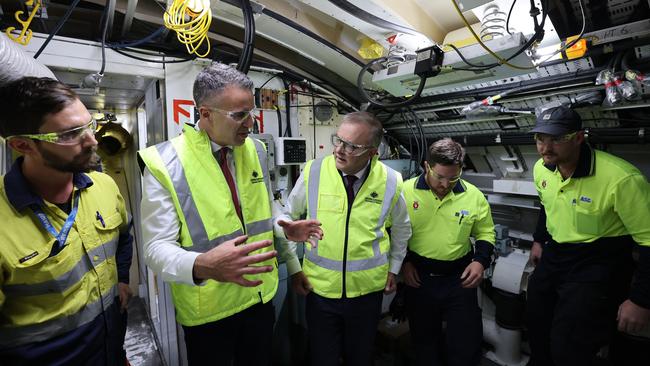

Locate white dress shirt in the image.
[274,160,412,276]
[141,138,293,285]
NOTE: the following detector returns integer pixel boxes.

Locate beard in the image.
[38,145,101,173]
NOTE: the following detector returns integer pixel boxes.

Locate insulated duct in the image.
[0,33,56,85]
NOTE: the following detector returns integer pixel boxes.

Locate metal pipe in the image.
[0,33,56,85]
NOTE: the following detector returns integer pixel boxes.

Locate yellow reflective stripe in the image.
[3,237,118,297]
[0,284,118,348]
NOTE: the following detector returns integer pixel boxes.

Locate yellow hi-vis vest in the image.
[303,155,403,299]
[0,172,125,348]
[138,124,277,326]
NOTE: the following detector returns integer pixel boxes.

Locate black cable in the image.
[259,74,284,90]
[401,109,421,177]
[237,0,255,73]
[283,80,292,137]
[451,0,549,71]
[506,0,518,35]
[109,47,194,63]
[98,1,111,76]
[274,106,282,139]
[34,0,82,59]
[108,26,165,49]
[357,57,426,108]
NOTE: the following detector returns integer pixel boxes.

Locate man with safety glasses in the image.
[527,105,650,365]
[0,77,133,364]
[138,63,318,365]
[275,111,411,366]
[401,138,495,366]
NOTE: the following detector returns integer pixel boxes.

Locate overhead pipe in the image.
[0,33,56,85]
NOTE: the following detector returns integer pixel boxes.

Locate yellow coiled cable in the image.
[163,0,212,57]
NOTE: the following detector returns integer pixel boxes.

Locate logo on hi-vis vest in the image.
[364,191,382,204]
[541,180,547,189]
[413,201,419,210]
[19,251,39,263]
[251,171,265,184]
[579,195,592,203]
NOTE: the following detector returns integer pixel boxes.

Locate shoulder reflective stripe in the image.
[184,229,244,252]
[252,139,268,177]
[0,284,118,348]
[252,138,272,195]
[369,167,397,257]
[246,218,273,237]
[307,158,324,255]
[156,141,210,249]
[307,158,324,221]
[3,237,118,296]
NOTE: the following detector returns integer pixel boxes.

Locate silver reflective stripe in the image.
[4,237,119,296]
[0,284,118,348]
[370,168,398,258]
[305,160,395,272]
[246,218,273,237]
[252,138,272,195]
[157,141,210,249]
[252,139,268,177]
[185,229,244,252]
[307,158,324,256]
[305,245,388,272]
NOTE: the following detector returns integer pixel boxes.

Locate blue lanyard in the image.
[31,191,81,255]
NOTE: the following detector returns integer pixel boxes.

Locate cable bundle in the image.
[164,0,212,57]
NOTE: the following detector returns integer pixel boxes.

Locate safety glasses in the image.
[7,118,97,145]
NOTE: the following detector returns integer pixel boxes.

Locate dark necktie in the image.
[344,175,358,208]
[219,147,243,223]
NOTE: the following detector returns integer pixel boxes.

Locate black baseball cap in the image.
[531,106,582,136]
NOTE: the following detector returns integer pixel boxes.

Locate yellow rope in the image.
[163,0,212,57]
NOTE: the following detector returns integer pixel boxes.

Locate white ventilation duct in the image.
[0,33,56,85]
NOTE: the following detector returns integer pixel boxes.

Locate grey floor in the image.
[125,297,164,366]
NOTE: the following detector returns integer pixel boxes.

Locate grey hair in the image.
[427,138,465,166]
[193,62,254,107]
[342,111,384,147]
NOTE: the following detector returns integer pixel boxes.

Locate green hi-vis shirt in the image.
[534,144,650,246]
[404,174,495,262]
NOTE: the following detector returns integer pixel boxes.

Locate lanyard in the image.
[31,191,80,255]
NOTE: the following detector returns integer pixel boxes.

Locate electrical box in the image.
[275,137,307,165]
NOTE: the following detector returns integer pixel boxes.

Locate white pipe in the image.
[0,33,56,84]
[483,317,528,366]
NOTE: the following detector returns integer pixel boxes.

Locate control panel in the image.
[275,137,307,165]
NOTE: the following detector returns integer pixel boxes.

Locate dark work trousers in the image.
[405,273,482,366]
[526,242,632,366]
[182,301,275,366]
[305,290,383,366]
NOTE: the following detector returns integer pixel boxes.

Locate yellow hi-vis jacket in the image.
[403,176,495,261]
[0,170,126,349]
[138,124,277,326]
[302,155,403,299]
